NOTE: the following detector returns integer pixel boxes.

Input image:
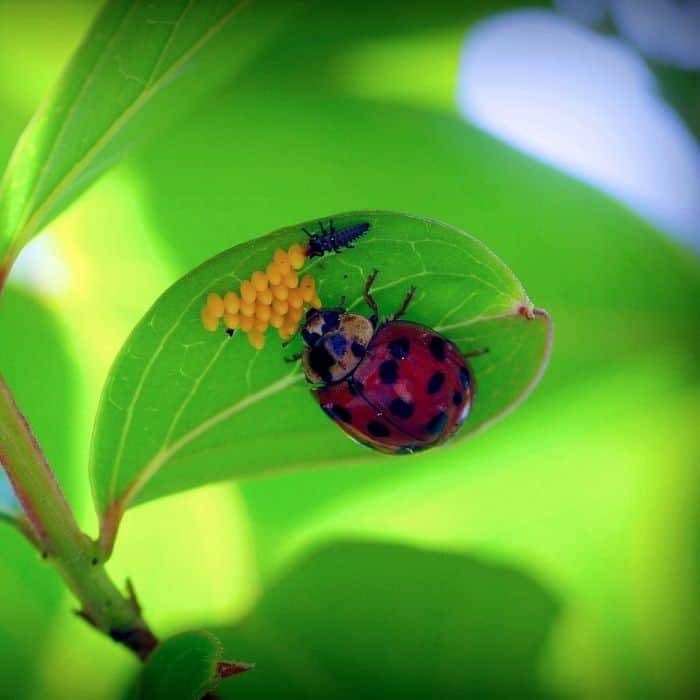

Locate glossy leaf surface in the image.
[0,0,292,273]
[90,211,551,542]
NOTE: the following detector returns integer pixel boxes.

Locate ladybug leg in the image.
[363,269,380,326]
[318,220,327,235]
[390,285,417,321]
[328,218,335,233]
[302,227,313,238]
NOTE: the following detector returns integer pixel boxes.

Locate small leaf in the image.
[90,211,551,550]
[0,0,295,277]
[139,630,235,700]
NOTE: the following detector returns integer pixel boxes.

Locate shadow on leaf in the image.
[211,540,560,700]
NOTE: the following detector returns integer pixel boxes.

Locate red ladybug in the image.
[300,270,476,454]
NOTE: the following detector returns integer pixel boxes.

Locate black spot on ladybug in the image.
[321,311,340,333]
[330,403,352,423]
[302,329,321,346]
[453,390,463,406]
[459,366,470,389]
[429,336,446,361]
[329,334,347,356]
[309,345,335,382]
[388,337,410,359]
[389,397,414,419]
[379,359,398,384]
[425,411,448,435]
[427,371,445,394]
[348,377,364,395]
[351,341,366,358]
[367,420,390,438]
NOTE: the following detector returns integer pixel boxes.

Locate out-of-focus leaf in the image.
[139,630,225,700]
[0,0,298,277]
[89,211,550,547]
[212,541,560,699]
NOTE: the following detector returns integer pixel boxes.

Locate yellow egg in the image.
[240,299,256,317]
[283,271,299,288]
[223,312,239,330]
[254,320,268,333]
[288,305,303,323]
[201,306,219,331]
[206,293,225,318]
[288,243,307,270]
[240,280,256,303]
[272,298,288,315]
[272,285,289,301]
[223,291,240,314]
[257,288,273,305]
[269,312,284,328]
[273,249,290,266]
[277,326,293,340]
[248,329,265,349]
[256,303,271,322]
[300,275,316,302]
[251,270,268,291]
[239,315,254,332]
[288,288,304,309]
[266,262,282,285]
[281,322,297,338]
[310,294,322,309]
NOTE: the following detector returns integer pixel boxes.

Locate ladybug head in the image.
[301,307,374,385]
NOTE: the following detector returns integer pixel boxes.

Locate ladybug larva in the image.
[300,270,477,454]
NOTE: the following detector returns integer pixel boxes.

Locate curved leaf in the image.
[90,211,551,551]
[0,0,296,279]
[139,630,225,700]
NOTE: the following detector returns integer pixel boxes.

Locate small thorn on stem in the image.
[217,661,255,678]
[125,577,142,616]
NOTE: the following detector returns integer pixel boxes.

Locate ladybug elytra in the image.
[300,270,476,454]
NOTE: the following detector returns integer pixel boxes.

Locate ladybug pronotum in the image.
[300,270,477,454]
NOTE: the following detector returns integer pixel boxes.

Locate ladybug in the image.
[300,270,477,454]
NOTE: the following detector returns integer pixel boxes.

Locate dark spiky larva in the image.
[303,220,370,258]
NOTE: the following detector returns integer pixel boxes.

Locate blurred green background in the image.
[0,1,698,698]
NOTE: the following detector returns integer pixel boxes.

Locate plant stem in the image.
[0,373,157,659]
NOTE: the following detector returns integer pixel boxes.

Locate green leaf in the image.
[90,211,550,548]
[211,540,559,699]
[0,0,296,278]
[139,630,226,700]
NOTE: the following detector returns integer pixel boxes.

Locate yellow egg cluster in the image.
[200,242,322,349]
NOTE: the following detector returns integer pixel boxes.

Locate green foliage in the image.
[0,1,698,699]
[0,0,296,272]
[214,541,559,699]
[139,630,226,700]
[90,211,550,537]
